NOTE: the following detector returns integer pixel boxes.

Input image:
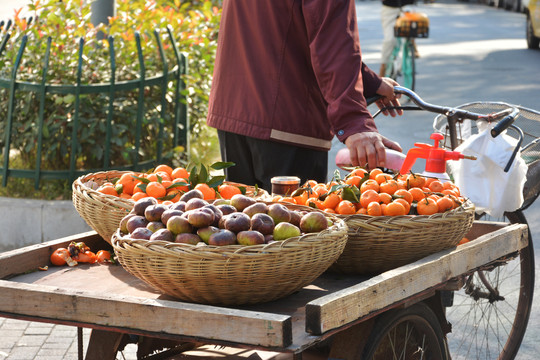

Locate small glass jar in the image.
[271,176,301,196]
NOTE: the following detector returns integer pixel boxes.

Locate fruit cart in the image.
[0,220,528,360]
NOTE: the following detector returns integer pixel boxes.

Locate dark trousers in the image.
[217,130,328,193]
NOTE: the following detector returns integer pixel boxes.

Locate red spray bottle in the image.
[400,133,476,181]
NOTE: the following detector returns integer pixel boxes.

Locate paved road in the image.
[0,0,539,359]
[330,1,540,359]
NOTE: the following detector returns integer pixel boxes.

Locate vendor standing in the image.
[207,0,403,192]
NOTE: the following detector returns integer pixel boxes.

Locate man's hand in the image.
[375,77,403,117]
[344,131,402,170]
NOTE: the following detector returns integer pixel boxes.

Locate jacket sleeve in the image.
[302,0,380,143]
[361,62,383,98]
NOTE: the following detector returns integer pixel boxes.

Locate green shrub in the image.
[0,0,221,199]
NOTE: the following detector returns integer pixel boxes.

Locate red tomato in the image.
[96,250,112,264]
[50,248,70,266]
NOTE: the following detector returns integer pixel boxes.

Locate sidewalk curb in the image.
[0,197,91,252]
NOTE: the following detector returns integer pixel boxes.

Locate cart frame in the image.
[0,221,528,359]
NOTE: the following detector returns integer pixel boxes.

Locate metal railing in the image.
[0,21,188,189]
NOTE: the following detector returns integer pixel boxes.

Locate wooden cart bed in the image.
[0,222,528,356]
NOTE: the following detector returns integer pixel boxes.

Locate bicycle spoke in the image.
[400,323,408,360]
[390,325,397,360]
[447,260,528,360]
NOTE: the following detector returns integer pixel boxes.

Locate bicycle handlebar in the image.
[392,86,519,137]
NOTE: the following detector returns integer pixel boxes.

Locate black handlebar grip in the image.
[491,115,516,138]
[365,95,382,106]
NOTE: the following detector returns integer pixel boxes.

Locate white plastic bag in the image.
[447,121,527,217]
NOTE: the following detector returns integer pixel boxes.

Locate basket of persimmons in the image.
[269,167,475,275]
[72,162,269,244]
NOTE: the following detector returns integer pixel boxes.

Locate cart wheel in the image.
[445,210,535,360]
[361,302,450,360]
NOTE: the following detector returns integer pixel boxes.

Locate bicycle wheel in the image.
[385,38,415,91]
[444,210,535,360]
[362,302,450,360]
[401,39,415,91]
[434,101,539,359]
[385,39,402,81]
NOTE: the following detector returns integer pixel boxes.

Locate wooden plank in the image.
[85,330,125,360]
[0,280,292,348]
[305,223,528,335]
[12,260,165,298]
[0,231,106,278]
[0,238,364,352]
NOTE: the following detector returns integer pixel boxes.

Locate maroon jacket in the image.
[207,0,382,151]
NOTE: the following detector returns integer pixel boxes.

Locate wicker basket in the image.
[394,11,429,38]
[72,171,135,244]
[329,201,475,275]
[72,171,270,245]
[111,219,348,306]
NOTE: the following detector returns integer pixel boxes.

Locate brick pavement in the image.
[0,318,138,360]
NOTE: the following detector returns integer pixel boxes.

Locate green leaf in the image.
[329,183,347,194]
[210,161,235,170]
[188,166,199,185]
[136,183,147,193]
[333,169,342,182]
[24,142,33,153]
[358,173,371,188]
[132,175,150,184]
[167,181,188,190]
[291,188,305,197]
[341,186,359,203]
[307,202,319,209]
[92,146,103,161]
[206,175,225,188]
[63,94,76,104]
[159,193,177,201]
[198,164,208,183]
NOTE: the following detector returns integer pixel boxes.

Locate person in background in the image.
[207,0,404,192]
[379,0,417,77]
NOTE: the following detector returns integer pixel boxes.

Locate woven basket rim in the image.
[336,200,475,222]
[263,199,474,221]
[338,199,475,223]
[72,170,270,202]
[72,170,137,205]
[112,218,347,256]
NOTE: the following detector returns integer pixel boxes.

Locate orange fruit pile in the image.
[271,167,465,216]
[94,164,244,203]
